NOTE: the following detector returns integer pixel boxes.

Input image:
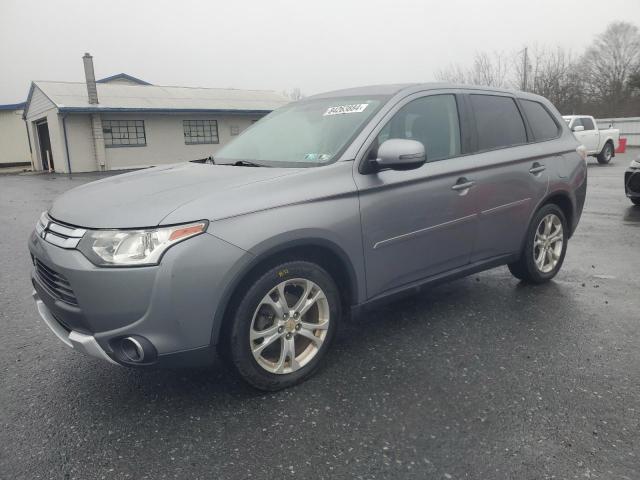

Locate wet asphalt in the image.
[1,151,639,480]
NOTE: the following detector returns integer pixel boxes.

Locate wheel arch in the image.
[518,190,576,257]
[604,138,616,156]
[537,190,575,237]
[211,237,360,346]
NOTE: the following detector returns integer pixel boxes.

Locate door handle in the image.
[451,177,475,193]
[529,162,546,175]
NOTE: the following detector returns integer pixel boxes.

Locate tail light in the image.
[576,145,588,163]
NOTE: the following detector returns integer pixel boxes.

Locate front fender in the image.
[208,196,366,345]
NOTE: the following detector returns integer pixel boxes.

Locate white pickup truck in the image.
[563,115,620,164]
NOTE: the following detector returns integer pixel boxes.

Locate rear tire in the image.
[227,260,340,391]
[631,198,640,206]
[508,204,568,284]
[597,142,613,164]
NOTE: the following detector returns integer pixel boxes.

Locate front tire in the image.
[508,204,568,284]
[228,261,340,391]
[597,142,613,164]
[631,197,640,206]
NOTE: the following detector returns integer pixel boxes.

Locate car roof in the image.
[305,82,551,103]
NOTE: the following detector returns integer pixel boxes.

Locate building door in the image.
[36,121,54,171]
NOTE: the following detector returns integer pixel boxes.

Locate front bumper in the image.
[32,289,119,364]
[29,226,249,366]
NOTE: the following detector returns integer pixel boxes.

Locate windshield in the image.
[215,96,387,167]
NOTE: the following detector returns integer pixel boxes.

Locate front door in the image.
[36,121,54,171]
[571,117,598,153]
[354,93,478,299]
[578,116,599,153]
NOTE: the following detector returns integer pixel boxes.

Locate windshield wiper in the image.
[231,160,269,167]
[190,155,215,165]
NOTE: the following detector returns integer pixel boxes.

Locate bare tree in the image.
[513,46,584,113]
[628,70,640,93]
[435,63,468,85]
[469,51,510,88]
[436,51,510,88]
[283,87,304,101]
[581,21,640,115]
[434,21,640,116]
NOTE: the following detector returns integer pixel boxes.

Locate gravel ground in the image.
[1,151,639,479]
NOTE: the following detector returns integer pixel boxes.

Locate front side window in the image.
[103,120,146,147]
[581,117,595,130]
[571,117,584,129]
[521,100,560,142]
[374,94,461,162]
[470,95,527,151]
[214,96,387,167]
[184,120,219,145]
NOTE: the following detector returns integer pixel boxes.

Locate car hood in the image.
[49,163,306,228]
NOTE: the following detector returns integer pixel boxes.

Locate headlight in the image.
[78,221,208,266]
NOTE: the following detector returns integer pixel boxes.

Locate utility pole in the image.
[522,47,528,91]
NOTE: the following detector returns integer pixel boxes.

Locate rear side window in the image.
[520,100,560,141]
[470,95,527,151]
[581,117,595,130]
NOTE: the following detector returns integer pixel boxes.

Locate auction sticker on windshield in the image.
[323,104,369,116]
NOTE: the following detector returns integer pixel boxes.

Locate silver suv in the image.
[29,84,587,390]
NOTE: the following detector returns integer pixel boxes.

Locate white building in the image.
[0,102,31,167]
[22,54,288,173]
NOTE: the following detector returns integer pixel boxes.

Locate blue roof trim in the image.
[96,73,152,85]
[0,102,26,111]
[58,107,272,114]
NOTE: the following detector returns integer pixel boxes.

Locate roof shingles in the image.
[32,81,289,113]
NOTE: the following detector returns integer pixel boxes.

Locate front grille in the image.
[35,259,78,306]
[35,212,86,249]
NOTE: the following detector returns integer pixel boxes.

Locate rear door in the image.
[465,93,550,263]
[354,91,479,299]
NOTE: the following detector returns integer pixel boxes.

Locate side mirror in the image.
[375,139,426,171]
[572,125,585,132]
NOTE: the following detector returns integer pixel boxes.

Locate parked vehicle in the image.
[562,115,619,164]
[625,155,640,205]
[30,84,587,390]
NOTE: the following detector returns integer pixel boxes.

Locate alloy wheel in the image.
[250,278,330,374]
[533,213,563,273]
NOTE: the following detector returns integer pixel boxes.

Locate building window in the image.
[103,120,146,147]
[183,120,219,144]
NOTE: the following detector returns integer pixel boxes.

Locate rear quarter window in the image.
[520,100,560,142]
[470,94,527,151]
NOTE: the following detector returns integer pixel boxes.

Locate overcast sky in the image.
[1,0,639,103]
